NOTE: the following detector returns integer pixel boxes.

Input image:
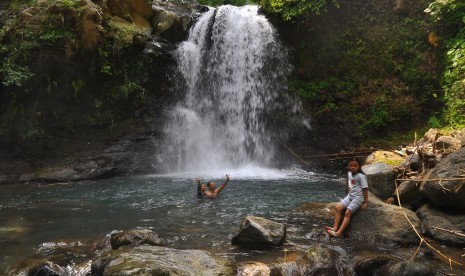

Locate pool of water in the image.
[0,167,345,268]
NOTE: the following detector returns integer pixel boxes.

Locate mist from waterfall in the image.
[164,5,300,173]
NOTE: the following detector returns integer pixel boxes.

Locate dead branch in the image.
[397,177,465,182]
[302,151,373,158]
[280,143,309,166]
[432,227,465,238]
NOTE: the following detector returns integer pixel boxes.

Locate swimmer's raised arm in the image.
[215,174,231,195]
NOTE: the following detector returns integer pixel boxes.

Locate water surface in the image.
[0,167,344,268]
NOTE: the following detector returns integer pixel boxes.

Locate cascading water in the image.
[164,5,300,172]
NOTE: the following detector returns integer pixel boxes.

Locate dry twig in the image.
[432,227,465,238]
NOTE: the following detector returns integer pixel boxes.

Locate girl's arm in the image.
[361,188,369,209]
[194,178,202,196]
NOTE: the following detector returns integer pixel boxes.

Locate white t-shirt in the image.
[347,172,368,198]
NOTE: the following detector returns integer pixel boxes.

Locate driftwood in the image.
[280,143,309,166]
[302,151,373,158]
[432,227,465,239]
[397,177,465,182]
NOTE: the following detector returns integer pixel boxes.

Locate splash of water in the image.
[164,5,299,173]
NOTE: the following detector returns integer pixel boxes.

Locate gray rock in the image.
[269,244,339,276]
[353,254,393,275]
[91,245,234,275]
[401,153,421,171]
[7,260,67,276]
[231,216,286,248]
[152,9,177,34]
[362,162,396,200]
[298,193,421,244]
[420,128,439,145]
[420,147,465,208]
[388,260,434,276]
[237,262,270,276]
[348,192,421,244]
[435,136,461,151]
[110,228,164,250]
[416,203,465,246]
[396,181,425,210]
[151,7,193,42]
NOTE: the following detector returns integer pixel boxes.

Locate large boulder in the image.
[110,228,164,250]
[420,147,465,208]
[362,162,396,199]
[299,192,421,244]
[416,203,465,246]
[348,192,421,243]
[151,8,192,42]
[231,216,286,248]
[269,244,339,275]
[91,245,234,275]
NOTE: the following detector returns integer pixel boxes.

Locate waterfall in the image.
[164,5,299,172]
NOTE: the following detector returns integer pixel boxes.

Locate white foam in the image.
[151,165,313,180]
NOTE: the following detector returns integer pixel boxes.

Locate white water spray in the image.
[164,5,299,173]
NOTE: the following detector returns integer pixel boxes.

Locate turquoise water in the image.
[0,168,345,268]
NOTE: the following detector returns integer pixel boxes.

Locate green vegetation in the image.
[427,0,465,128]
[260,0,339,21]
[281,0,440,138]
[0,0,151,140]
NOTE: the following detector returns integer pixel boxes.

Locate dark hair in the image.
[349,158,365,175]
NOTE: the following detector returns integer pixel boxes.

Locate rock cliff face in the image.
[0,0,204,183]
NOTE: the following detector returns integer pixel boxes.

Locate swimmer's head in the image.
[200,184,207,192]
[207,181,215,190]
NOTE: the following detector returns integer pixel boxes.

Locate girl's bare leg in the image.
[335,209,353,237]
[333,203,346,231]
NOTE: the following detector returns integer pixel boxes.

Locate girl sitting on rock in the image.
[326,158,368,237]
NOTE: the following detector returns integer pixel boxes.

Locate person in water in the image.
[194,174,231,198]
[194,178,209,198]
[326,159,368,237]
